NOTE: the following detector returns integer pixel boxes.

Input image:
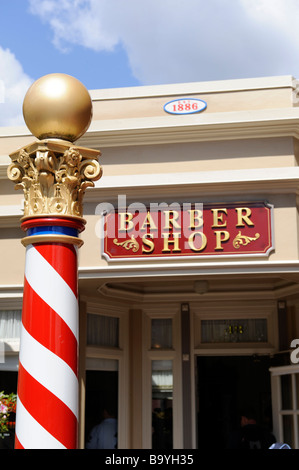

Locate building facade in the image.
[1,75,299,449]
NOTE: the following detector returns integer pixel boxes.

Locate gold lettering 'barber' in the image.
[116,206,257,253]
[211,208,227,228]
[163,210,181,229]
[119,212,134,231]
[236,207,254,227]
[140,211,158,231]
[118,207,255,233]
[188,209,204,229]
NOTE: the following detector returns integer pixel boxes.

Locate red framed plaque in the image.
[102,202,274,261]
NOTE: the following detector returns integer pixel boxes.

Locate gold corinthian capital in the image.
[8,139,102,219]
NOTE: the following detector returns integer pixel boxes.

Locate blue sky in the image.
[0,1,139,91]
[1,0,299,127]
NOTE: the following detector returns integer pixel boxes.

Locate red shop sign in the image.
[102,202,274,261]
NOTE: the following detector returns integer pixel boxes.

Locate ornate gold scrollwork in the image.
[233,231,260,249]
[7,140,102,219]
[113,235,140,253]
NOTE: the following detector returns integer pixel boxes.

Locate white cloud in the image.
[0,47,33,127]
[29,0,119,52]
[28,0,299,84]
[241,0,299,27]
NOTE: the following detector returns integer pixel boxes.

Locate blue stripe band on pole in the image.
[27,226,78,238]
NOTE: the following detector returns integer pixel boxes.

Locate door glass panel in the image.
[198,356,273,449]
[85,362,118,449]
[152,360,173,449]
[295,374,299,409]
[283,415,294,448]
[281,374,292,410]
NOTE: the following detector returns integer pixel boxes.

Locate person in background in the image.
[236,407,276,449]
[86,404,117,449]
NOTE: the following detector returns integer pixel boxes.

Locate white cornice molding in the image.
[78,259,299,280]
[77,108,299,148]
[89,75,297,101]
[0,285,23,301]
[0,204,24,227]
[83,167,299,201]
[93,167,299,189]
[0,126,29,138]
[0,164,8,178]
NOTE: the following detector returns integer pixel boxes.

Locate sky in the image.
[1,0,299,127]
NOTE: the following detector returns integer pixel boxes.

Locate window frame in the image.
[270,364,299,449]
[85,301,129,449]
[0,300,22,370]
[142,305,183,449]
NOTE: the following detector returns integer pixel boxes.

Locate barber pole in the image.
[7,73,102,449]
[14,218,84,449]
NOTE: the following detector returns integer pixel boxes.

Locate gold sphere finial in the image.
[23,73,93,142]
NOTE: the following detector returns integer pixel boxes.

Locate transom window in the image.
[87,314,119,348]
[151,318,172,349]
[201,318,268,343]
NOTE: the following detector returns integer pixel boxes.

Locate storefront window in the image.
[152,360,173,449]
[0,310,21,339]
[87,314,119,348]
[151,319,172,349]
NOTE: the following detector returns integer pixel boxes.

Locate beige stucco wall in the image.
[90,75,298,121]
[0,228,25,285]
[92,89,294,121]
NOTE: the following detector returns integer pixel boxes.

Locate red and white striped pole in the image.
[15,218,84,449]
[7,74,102,449]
